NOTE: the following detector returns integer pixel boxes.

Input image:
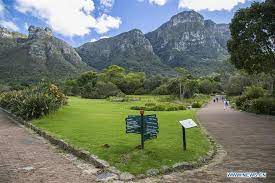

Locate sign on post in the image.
[125,111,159,149]
[179,119,197,151]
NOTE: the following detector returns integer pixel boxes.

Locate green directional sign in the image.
[125,112,159,149]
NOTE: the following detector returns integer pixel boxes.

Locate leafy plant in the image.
[0,83,67,120]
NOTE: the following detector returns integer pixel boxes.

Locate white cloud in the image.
[24,22,29,30]
[99,0,115,12]
[100,0,114,8]
[15,0,121,37]
[0,0,4,15]
[0,0,19,31]
[95,14,121,34]
[0,20,19,31]
[100,35,109,39]
[90,38,97,42]
[149,0,167,6]
[178,0,246,11]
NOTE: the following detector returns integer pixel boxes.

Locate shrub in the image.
[235,95,248,108]
[145,103,156,107]
[192,102,202,108]
[152,85,169,95]
[0,83,67,120]
[81,81,121,99]
[244,86,265,99]
[134,88,146,95]
[130,103,185,111]
[249,97,275,115]
[178,105,186,110]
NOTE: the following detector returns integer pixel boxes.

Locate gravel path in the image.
[0,101,274,183]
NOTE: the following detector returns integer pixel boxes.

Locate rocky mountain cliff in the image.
[76,29,175,75]
[0,26,88,83]
[77,10,230,76]
[145,10,230,74]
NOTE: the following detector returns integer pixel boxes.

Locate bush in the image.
[0,84,67,120]
[130,103,186,111]
[249,97,275,115]
[108,96,140,102]
[235,95,248,108]
[244,86,265,99]
[145,103,156,107]
[192,102,202,108]
[134,88,146,95]
[81,81,121,99]
[152,85,169,95]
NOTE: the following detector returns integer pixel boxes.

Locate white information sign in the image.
[179,119,197,129]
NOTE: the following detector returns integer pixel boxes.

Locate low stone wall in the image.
[1,107,219,182]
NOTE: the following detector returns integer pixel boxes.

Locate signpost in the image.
[125,110,159,149]
[179,119,197,151]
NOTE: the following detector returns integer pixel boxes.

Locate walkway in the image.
[0,110,97,183]
[150,101,275,183]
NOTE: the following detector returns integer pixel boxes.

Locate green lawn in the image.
[33,96,210,174]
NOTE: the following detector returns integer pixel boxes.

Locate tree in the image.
[227,0,275,94]
[198,79,214,94]
[77,71,98,87]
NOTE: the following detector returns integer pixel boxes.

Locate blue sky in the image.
[0,0,263,47]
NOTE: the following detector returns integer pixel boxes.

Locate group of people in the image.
[213,96,229,110]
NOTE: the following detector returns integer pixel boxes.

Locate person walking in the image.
[213,98,216,103]
[224,99,229,110]
[216,97,219,102]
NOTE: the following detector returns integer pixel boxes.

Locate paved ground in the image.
[149,101,274,183]
[0,101,274,183]
[0,110,99,183]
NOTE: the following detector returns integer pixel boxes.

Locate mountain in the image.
[76,29,175,75]
[77,10,230,76]
[145,11,230,75]
[0,26,88,84]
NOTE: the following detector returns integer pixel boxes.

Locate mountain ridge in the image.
[0,10,231,84]
[78,10,230,76]
[0,26,89,83]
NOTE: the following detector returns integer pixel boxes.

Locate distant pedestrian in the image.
[221,96,224,101]
[216,97,219,102]
[224,99,229,110]
[213,99,216,103]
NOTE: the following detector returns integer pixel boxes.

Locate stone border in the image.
[0,106,221,182]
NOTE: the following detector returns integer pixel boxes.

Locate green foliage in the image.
[228,0,275,75]
[0,83,67,120]
[198,79,215,94]
[225,72,252,96]
[249,97,275,115]
[130,102,186,111]
[234,85,274,115]
[77,71,98,87]
[244,86,266,99]
[191,102,202,108]
[107,96,140,102]
[81,81,120,99]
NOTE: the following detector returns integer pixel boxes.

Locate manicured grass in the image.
[33,96,210,175]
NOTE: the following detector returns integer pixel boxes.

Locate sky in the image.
[0,0,263,47]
